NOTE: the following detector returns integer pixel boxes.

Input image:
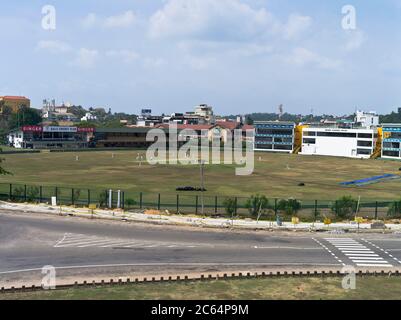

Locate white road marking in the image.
[0,262,343,275]
[362,239,401,265]
[324,238,393,268]
[356,264,393,268]
[54,233,206,249]
[341,250,375,254]
[345,253,379,257]
[253,246,323,250]
[347,257,383,260]
[313,238,346,266]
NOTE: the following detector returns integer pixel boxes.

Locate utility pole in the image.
[200,160,205,215]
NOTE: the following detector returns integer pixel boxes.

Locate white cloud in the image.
[286,47,342,70]
[72,48,99,68]
[143,57,166,68]
[104,11,136,28]
[81,11,137,29]
[149,0,278,41]
[283,14,312,40]
[344,30,366,51]
[36,40,72,53]
[106,50,140,63]
[184,55,217,70]
[82,13,97,29]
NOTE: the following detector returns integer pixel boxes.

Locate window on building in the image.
[383,142,400,149]
[316,132,357,138]
[358,133,373,138]
[303,131,316,136]
[357,140,373,147]
[383,150,400,157]
[257,129,293,136]
[389,132,401,139]
[274,145,292,151]
[357,149,371,155]
[256,144,273,150]
[256,137,273,142]
[303,138,316,144]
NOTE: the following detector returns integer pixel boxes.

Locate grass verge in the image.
[1,276,401,300]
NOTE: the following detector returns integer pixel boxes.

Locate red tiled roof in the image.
[215,121,240,130]
[1,96,30,100]
[242,125,255,130]
[156,124,215,130]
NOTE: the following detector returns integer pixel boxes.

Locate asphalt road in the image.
[1,211,401,282]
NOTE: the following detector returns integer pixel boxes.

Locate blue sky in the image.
[1,0,401,115]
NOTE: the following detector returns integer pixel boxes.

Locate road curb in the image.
[1,268,400,294]
[0,205,397,235]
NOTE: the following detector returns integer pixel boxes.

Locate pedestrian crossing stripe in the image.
[324,238,393,268]
[54,233,209,249]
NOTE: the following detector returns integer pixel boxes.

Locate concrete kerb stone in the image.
[1,268,401,293]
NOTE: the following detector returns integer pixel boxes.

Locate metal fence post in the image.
[375,201,378,220]
[274,199,278,218]
[195,195,199,215]
[71,188,74,205]
[9,183,12,200]
[177,194,180,213]
[158,194,161,210]
[88,189,91,206]
[215,196,218,214]
[24,185,27,202]
[314,200,318,220]
[140,192,143,209]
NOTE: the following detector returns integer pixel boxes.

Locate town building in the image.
[381,124,401,159]
[93,128,153,148]
[254,121,295,153]
[42,100,80,124]
[300,127,377,159]
[0,96,30,114]
[194,104,214,123]
[355,110,379,128]
[7,126,94,149]
[156,121,244,144]
[81,112,97,122]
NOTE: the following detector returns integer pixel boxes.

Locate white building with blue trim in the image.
[382,124,401,159]
[254,121,295,153]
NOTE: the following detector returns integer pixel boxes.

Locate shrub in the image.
[72,189,81,203]
[245,194,269,217]
[12,186,25,202]
[277,198,301,216]
[387,200,401,218]
[99,190,108,207]
[331,196,358,219]
[27,186,40,202]
[223,198,237,217]
[125,198,137,207]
